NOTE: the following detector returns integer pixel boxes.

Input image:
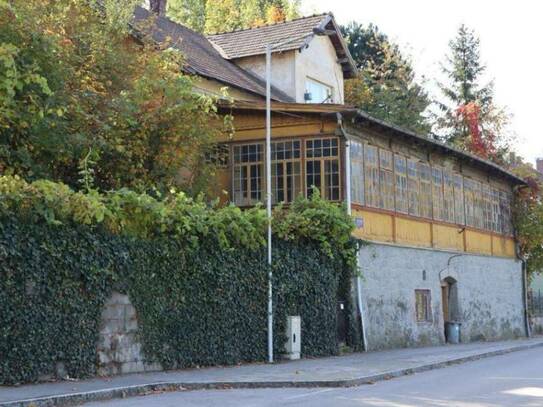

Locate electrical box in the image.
[285,316,301,360]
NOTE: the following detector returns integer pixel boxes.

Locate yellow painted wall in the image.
[432,224,464,252]
[352,209,394,243]
[465,230,493,256]
[395,217,432,248]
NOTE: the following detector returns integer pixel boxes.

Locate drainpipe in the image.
[513,184,531,339]
[338,113,368,351]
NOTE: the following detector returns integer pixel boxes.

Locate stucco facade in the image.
[232,35,344,104]
[358,243,525,350]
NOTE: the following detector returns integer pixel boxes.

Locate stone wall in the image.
[97,292,161,376]
[359,243,526,351]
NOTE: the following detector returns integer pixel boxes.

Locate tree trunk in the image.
[149,0,167,16]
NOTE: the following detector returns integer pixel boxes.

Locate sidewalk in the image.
[2,337,543,407]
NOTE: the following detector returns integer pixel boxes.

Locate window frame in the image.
[305,137,341,201]
[415,289,432,323]
[271,139,302,204]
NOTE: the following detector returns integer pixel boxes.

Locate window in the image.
[364,145,380,207]
[491,188,501,233]
[482,184,493,231]
[432,167,444,221]
[453,174,465,225]
[271,140,302,204]
[407,159,420,217]
[415,289,432,322]
[233,143,264,206]
[350,140,364,205]
[500,191,513,235]
[473,180,483,230]
[394,154,408,213]
[305,78,333,103]
[419,162,433,219]
[380,149,394,210]
[205,143,229,168]
[443,169,455,223]
[305,138,340,200]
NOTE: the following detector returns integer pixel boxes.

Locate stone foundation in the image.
[97,292,161,376]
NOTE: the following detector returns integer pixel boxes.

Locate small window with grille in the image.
[415,289,432,323]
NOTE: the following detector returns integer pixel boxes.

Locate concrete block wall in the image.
[97,292,162,376]
[358,243,526,351]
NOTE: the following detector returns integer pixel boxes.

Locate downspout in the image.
[337,113,368,351]
[514,184,531,338]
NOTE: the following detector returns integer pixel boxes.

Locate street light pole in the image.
[265,43,273,364]
[264,28,327,364]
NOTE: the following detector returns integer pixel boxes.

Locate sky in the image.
[302,0,543,166]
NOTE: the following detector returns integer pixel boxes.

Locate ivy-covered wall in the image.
[0,218,350,385]
[0,175,359,385]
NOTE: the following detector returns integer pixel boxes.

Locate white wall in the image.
[231,35,344,103]
[295,35,344,104]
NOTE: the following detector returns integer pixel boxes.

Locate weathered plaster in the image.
[359,243,525,350]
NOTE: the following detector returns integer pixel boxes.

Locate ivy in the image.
[0,175,361,384]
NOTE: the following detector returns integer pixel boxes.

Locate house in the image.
[136,7,529,350]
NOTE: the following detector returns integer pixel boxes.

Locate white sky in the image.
[302,0,543,166]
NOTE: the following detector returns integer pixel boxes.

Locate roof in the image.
[132,7,293,101]
[207,14,357,79]
[219,100,525,185]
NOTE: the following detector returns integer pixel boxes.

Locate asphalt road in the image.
[85,347,543,406]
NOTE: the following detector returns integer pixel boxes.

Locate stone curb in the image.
[3,341,543,407]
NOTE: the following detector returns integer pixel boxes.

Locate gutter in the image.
[337,112,368,351]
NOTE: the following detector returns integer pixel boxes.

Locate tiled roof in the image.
[132,7,293,101]
[207,14,357,78]
[207,14,330,59]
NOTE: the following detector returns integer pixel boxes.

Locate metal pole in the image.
[265,44,273,363]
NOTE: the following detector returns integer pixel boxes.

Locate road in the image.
[86,347,543,406]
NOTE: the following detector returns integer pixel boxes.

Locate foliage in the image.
[0,0,223,193]
[509,155,543,276]
[167,0,301,33]
[0,175,358,384]
[341,22,431,134]
[434,24,513,163]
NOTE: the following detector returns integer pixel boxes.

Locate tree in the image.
[341,22,431,134]
[167,0,301,33]
[435,24,513,163]
[0,0,224,194]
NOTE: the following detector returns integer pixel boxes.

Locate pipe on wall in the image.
[338,113,368,351]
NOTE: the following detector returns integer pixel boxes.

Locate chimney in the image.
[537,158,543,174]
[149,0,167,16]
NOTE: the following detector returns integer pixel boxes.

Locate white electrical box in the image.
[285,316,301,360]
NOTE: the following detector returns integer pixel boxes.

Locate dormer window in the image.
[304,78,333,104]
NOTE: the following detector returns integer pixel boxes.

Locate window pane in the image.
[407,159,420,217]
[419,163,433,219]
[395,154,408,214]
[453,174,465,225]
[364,145,379,208]
[443,170,455,223]
[305,78,333,103]
[233,143,263,205]
[432,167,444,221]
[380,149,394,210]
[350,141,365,205]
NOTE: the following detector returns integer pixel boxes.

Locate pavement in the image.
[1,337,543,407]
[83,345,543,406]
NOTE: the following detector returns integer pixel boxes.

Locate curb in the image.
[3,341,543,407]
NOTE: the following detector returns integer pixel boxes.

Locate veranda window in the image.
[443,169,455,223]
[271,140,302,204]
[305,138,340,200]
[364,144,380,208]
[432,167,444,221]
[380,149,395,210]
[419,162,433,219]
[407,159,420,217]
[453,173,465,225]
[233,143,264,206]
[350,140,365,205]
[394,154,408,214]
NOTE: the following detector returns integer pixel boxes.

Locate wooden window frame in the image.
[232,143,264,206]
[415,289,432,323]
[271,139,302,204]
[305,137,341,201]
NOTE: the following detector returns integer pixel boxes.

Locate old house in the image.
[135,7,529,350]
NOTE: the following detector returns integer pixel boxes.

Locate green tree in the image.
[435,24,513,162]
[167,0,300,33]
[0,0,224,194]
[341,22,431,134]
